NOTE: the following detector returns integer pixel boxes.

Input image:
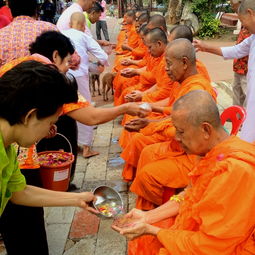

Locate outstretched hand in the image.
[193,39,208,52]
[124,102,151,118]
[124,118,149,132]
[77,192,99,214]
[121,68,138,78]
[125,90,143,102]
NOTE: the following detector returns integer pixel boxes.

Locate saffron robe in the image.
[128,136,255,255]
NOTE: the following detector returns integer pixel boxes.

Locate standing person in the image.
[0,61,97,255]
[41,0,56,23]
[84,1,104,37]
[57,0,96,31]
[193,0,255,143]
[62,12,108,158]
[96,0,110,41]
[230,0,251,106]
[0,0,57,67]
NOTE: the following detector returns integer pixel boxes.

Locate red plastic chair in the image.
[220,105,246,135]
[162,105,246,203]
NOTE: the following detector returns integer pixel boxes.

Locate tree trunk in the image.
[165,0,183,25]
[138,0,143,8]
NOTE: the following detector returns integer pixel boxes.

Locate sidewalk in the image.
[0,17,235,255]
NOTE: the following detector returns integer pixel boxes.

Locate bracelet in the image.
[170,195,184,203]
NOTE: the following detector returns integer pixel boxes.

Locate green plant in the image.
[198,13,221,38]
[183,0,227,38]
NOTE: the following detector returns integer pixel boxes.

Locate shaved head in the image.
[138,12,150,23]
[139,23,149,34]
[126,10,136,17]
[173,90,221,128]
[169,25,193,42]
[146,27,168,44]
[238,0,255,13]
[166,38,196,64]
[70,12,85,25]
[147,14,167,32]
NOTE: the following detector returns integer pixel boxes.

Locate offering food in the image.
[92,185,124,218]
[97,201,124,217]
[38,152,73,167]
[139,102,152,111]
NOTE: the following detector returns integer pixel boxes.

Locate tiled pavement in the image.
[0,16,236,255]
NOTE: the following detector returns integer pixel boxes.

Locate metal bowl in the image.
[92,185,124,218]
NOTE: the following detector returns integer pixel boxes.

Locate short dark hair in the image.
[170,25,193,43]
[29,31,75,62]
[0,61,78,125]
[87,2,104,13]
[9,0,37,17]
[146,27,168,44]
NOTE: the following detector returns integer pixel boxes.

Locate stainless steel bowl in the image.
[92,185,124,218]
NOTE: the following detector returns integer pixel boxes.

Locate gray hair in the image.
[172,90,221,128]
[166,38,196,64]
[238,0,255,14]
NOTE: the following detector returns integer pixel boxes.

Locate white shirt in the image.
[221,34,255,143]
[62,28,108,77]
[57,3,83,31]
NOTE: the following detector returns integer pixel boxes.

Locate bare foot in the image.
[83,146,99,158]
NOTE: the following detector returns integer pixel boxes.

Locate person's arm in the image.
[11,185,97,213]
[67,103,150,126]
[193,39,223,56]
[194,35,253,59]
[84,34,109,66]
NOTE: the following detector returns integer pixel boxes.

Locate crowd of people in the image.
[0,0,254,254]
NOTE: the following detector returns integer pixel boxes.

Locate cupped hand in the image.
[112,222,149,240]
[124,118,149,132]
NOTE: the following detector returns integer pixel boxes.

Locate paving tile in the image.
[93,133,112,147]
[95,219,127,255]
[109,143,122,154]
[72,172,85,189]
[46,223,70,255]
[106,169,122,180]
[64,239,75,252]
[85,160,107,180]
[76,156,89,167]
[82,180,107,191]
[45,207,75,224]
[63,237,97,255]
[69,209,100,240]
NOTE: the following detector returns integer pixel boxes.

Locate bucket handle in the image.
[36,132,73,154]
[55,133,73,154]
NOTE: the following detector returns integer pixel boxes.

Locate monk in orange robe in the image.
[113,90,255,255]
[121,40,216,183]
[119,25,211,150]
[114,14,169,105]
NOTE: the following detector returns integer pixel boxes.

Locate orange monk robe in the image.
[120,56,176,126]
[114,53,162,106]
[114,36,148,73]
[115,22,132,53]
[121,74,216,183]
[114,24,140,70]
[129,136,255,255]
[113,48,150,104]
[119,60,212,147]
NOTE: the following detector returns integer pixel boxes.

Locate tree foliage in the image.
[184,0,227,38]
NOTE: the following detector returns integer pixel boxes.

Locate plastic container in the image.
[38,133,74,191]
